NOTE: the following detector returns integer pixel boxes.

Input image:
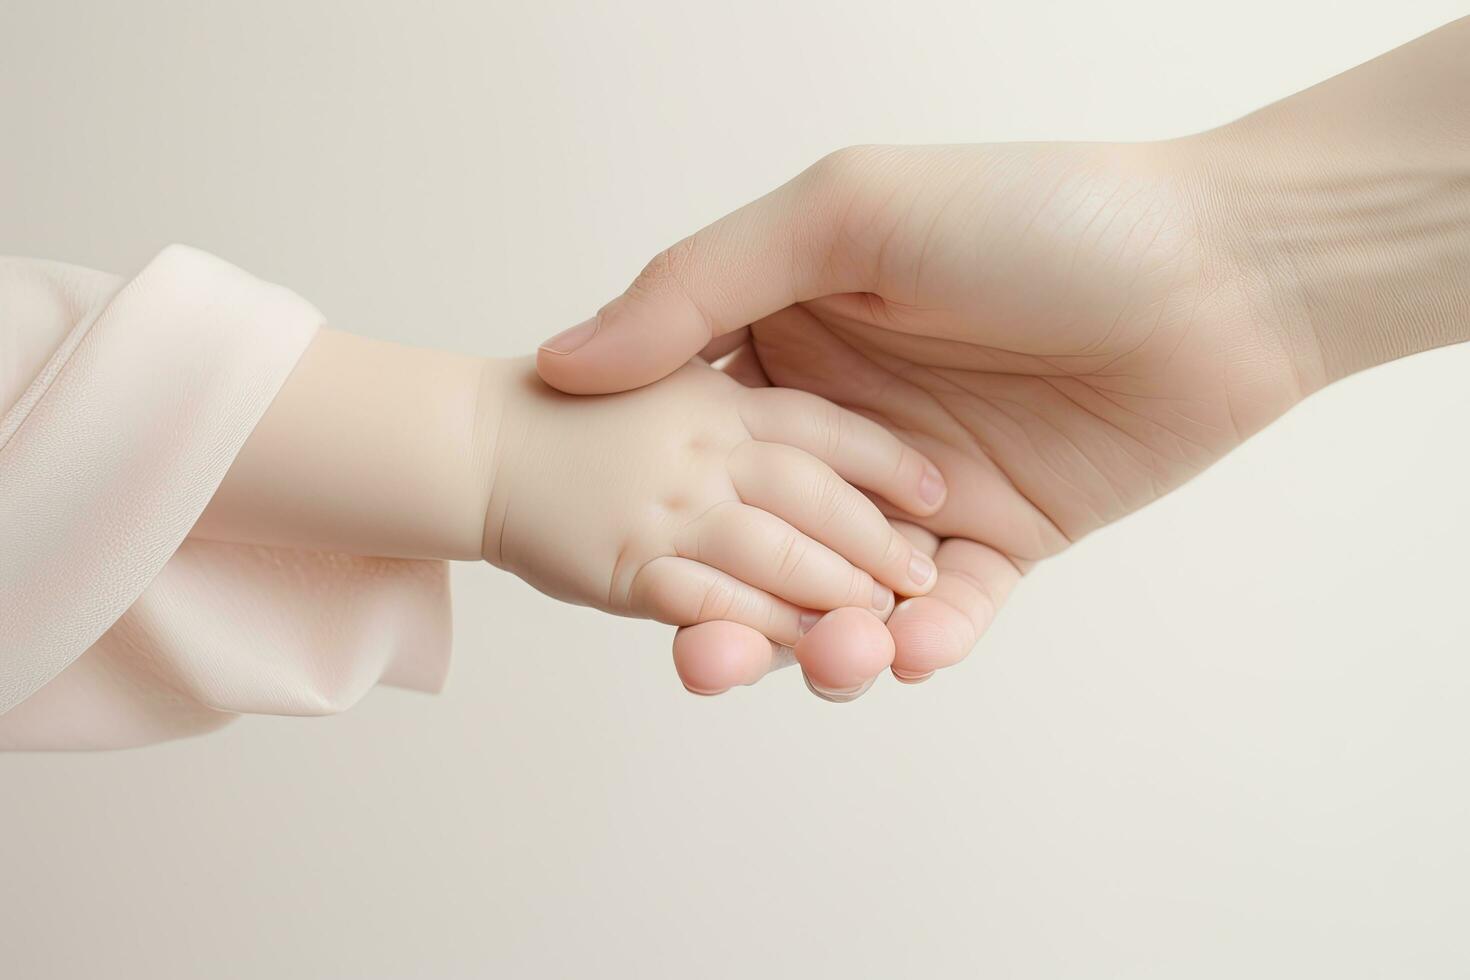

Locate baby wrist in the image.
[475,356,528,567]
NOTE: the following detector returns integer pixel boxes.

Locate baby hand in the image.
[481,358,945,649]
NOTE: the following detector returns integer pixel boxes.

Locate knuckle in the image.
[892,446,915,483]
[751,387,801,427]
[829,407,847,459]
[671,519,703,562]
[630,237,698,300]
[807,144,883,191]
[798,145,902,253]
[773,533,806,585]
[728,439,760,477]
[695,577,739,623]
[808,475,851,529]
[947,566,999,624]
[759,602,788,639]
[881,527,911,573]
[633,564,683,623]
[733,386,763,428]
[755,449,798,493]
[814,403,845,460]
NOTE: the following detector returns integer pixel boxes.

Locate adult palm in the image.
[538,140,1314,694]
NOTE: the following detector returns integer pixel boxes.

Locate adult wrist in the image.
[1167,19,1470,390]
[1176,124,1470,391]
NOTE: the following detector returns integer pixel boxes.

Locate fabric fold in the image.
[0,246,452,749]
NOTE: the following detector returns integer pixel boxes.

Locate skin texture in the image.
[196,328,496,561]
[199,336,948,654]
[480,356,946,641]
[536,16,1470,700]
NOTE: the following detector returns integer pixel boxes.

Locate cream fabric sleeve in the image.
[0,245,451,750]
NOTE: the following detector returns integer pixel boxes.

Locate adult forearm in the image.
[1177,15,1470,389]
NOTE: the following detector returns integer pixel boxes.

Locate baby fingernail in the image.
[918,465,945,507]
[908,553,935,588]
[871,583,893,612]
[539,316,598,355]
[799,611,821,634]
[892,667,934,685]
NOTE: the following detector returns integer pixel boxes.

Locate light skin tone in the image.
[536,16,1470,699]
[193,331,948,660]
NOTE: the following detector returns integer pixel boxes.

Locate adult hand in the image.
[542,139,1300,698]
[538,18,1470,699]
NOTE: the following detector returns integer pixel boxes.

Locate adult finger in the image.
[885,537,1022,682]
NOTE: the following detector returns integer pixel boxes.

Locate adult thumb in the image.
[536,148,883,395]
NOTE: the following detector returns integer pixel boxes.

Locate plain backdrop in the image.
[4,1,1470,977]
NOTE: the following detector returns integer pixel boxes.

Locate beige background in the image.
[4,1,1470,977]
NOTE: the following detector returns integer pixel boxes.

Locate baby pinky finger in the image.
[629,556,813,650]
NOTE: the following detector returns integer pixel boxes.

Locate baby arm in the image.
[194,327,496,561]
[197,329,946,649]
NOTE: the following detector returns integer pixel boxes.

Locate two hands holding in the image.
[524,137,1265,702]
[203,17,1470,702]
[526,16,1470,699]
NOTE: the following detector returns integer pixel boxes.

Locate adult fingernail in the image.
[918,465,945,507]
[892,667,934,685]
[872,583,893,612]
[798,611,821,635]
[908,553,935,588]
[803,673,875,703]
[539,316,598,355]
